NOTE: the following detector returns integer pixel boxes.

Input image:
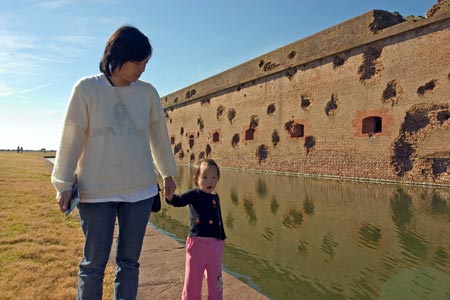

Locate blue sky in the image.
[0,0,437,150]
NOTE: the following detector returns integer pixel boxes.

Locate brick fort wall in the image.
[162,7,450,186]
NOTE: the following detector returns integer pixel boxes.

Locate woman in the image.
[51,25,177,300]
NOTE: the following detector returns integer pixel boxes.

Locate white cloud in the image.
[0,13,95,98]
[0,84,16,97]
[48,34,95,58]
[2,32,38,50]
[17,83,52,94]
[0,29,44,78]
[41,108,62,115]
[55,34,94,46]
[211,36,228,43]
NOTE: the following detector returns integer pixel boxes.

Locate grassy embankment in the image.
[0,151,114,300]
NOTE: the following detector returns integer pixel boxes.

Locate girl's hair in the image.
[99,25,152,77]
[193,159,220,187]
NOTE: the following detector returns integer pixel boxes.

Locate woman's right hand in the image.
[58,190,72,212]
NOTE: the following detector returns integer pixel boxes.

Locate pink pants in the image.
[182,236,224,300]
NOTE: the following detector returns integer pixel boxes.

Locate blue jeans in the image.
[77,197,154,300]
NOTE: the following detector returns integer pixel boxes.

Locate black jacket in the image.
[166,189,226,240]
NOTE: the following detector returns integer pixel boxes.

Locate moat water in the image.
[150,164,450,300]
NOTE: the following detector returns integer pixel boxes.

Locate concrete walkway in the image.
[112,224,271,300]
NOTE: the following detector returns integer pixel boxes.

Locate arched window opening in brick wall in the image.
[212,131,220,142]
[362,116,382,135]
[189,134,195,148]
[245,128,255,141]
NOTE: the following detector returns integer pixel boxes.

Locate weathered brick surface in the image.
[162,9,450,186]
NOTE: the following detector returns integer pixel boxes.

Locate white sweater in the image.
[51,74,177,199]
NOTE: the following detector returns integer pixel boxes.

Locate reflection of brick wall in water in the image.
[162,5,450,186]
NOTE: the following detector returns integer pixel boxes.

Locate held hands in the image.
[58,190,72,212]
[163,176,176,201]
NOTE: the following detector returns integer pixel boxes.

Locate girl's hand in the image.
[164,176,176,201]
[58,190,72,212]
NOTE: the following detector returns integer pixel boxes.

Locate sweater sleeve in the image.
[148,85,177,178]
[51,80,88,197]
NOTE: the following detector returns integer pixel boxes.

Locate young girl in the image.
[166,158,227,300]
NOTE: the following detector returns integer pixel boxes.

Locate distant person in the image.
[17,146,20,153]
[166,158,226,300]
[20,146,23,154]
[51,25,177,300]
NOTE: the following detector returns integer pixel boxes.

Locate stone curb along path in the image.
[111,224,271,300]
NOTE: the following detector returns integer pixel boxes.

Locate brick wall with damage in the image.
[162,4,450,186]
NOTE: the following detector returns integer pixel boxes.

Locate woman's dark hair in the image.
[99,25,152,77]
[193,158,220,187]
